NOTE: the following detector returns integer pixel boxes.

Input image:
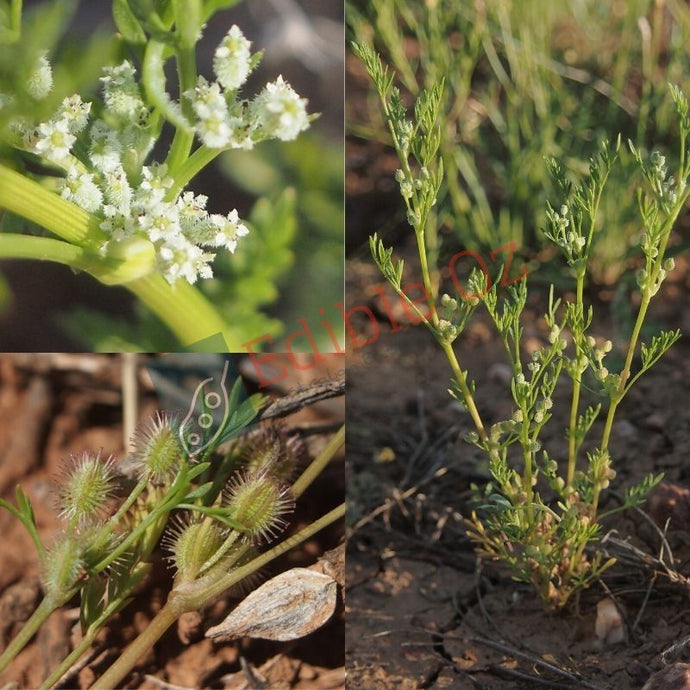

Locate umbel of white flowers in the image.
[16,25,309,285]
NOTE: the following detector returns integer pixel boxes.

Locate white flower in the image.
[177,192,209,231]
[101,61,145,119]
[250,76,309,141]
[89,120,122,173]
[30,117,76,164]
[100,211,133,242]
[102,165,132,216]
[60,167,103,212]
[157,234,214,284]
[196,110,232,148]
[208,210,249,252]
[26,53,53,100]
[213,25,252,91]
[186,76,233,148]
[136,164,173,207]
[138,202,180,242]
[56,95,91,134]
[186,76,227,120]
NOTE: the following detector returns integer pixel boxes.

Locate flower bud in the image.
[26,53,53,100]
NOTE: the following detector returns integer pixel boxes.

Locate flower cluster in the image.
[14,24,309,285]
[545,203,585,263]
[186,25,309,149]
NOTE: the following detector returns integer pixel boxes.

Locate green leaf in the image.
[183,481,214,501]
[640,329,681,370]
[214,393,264,447]
[113,0,147,44]
[202,0,242,22]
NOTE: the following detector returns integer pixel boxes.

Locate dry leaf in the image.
[206,568,337,641]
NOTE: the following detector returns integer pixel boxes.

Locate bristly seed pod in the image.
[42,534,85,599]
[58,450,117,528]
[130,411,185,485]
[242,426,304,483]
[165,517,228,583]
[224,470,294,543]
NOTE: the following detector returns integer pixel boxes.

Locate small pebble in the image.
[643,663,690,690]
[488,363,512,385]
[613,420,638,441]
[595,597,626,648]
[645,412,668,431]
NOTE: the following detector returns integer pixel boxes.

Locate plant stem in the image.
[600,294,651,452]
[566,273,585,488]
[415,228,439,323]
[90,598,182,690]
[0,596,61,674]
[185,503,346,609]
[166,44,198,175]
[439,338,487,442]
[0,165,105,248]
[167,144,222,200]
[126,274,237,349]
[291,425,344,499]
[0,233,93,268]
[94,503,345,690]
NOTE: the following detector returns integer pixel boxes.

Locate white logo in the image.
[179,360,231,456]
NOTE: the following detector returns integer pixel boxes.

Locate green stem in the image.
[94,503,345,690]
[600,294,651,452]
[414,228,439,323]
[166,145,222,200]
[38,580,136,690]
[183,503,346,609]
[439,339,487,442]
[11,0,22,36]
[0,165,105,248]
[0,233,94,269]
[291,425,344,499]
[566,273,585,489]
[520,406,535,524]
[0,596,61,674]
[126,274,236,349]
[90,598,182,690]
[166,44,198,175]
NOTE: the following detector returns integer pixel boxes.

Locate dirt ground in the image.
[0,353,345,690]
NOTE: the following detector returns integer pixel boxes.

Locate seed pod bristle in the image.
[58,450,117,528]
[224,470,294,543]
[130,411,185,485]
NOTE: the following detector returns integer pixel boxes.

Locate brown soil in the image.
[0,353,345,689]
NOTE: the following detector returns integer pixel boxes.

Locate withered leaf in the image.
[206,568,337,642]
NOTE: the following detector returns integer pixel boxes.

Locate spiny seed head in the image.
[42,534,84,598]
[165,516,227,582]
[242,427,304,483]
[130,411,185,485]
[80,521,121,569]
[58,451,117,528]
[224,471,294,543]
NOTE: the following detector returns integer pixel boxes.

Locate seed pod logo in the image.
[180,360,230,457]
